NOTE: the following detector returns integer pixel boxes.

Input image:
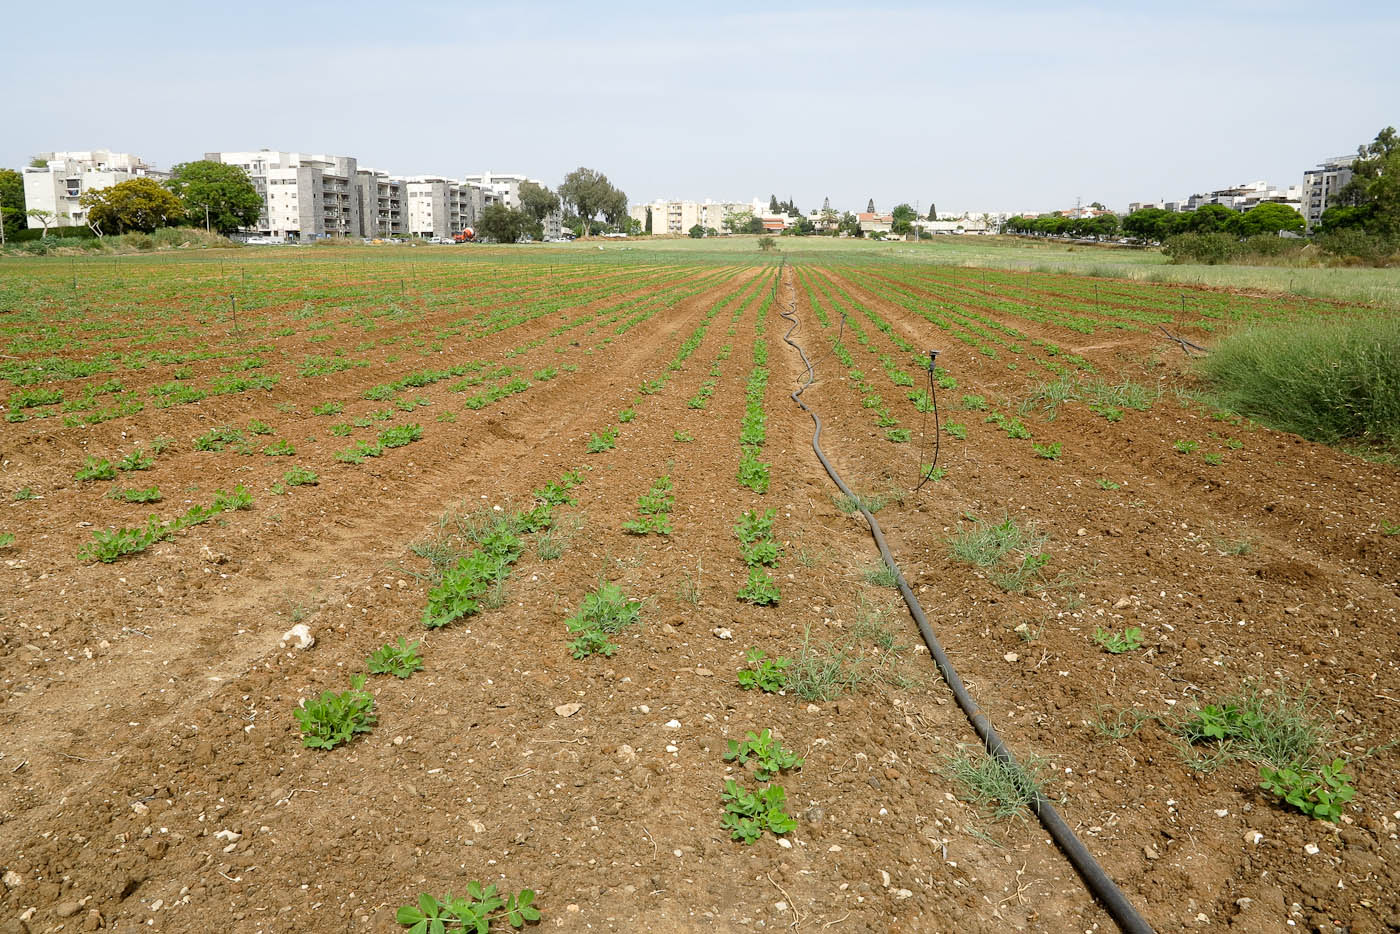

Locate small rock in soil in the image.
[554,703,582,718]
[280,624,314,650]
[712,627,733,640]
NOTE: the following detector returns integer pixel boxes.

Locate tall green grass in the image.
[1198,314,1400,446]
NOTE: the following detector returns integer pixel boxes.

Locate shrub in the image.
[1198,314,1400,445]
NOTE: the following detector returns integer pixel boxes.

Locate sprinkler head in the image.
[927,349,940,370]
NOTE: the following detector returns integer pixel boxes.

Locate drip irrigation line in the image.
[775,266,1154,934]
[912,350,942,493]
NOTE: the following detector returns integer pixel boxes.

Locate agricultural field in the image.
[0,245,1396,933]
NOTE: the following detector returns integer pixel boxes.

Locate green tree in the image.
[475,203,529,243]
[768,194,779,213]
[757,236,777,251]
[558,167,626,236]
[866,198,875,213]
[926,203,937,221]
[688,223,705,238]
[1122,207,1177,243]
[0,168,25,242]
[164,161,262,233]
[891,203,917,235]
[1234,202,1305,237]
[80,179,185,234]
[1336,126,1400,238]
[818,206,838,231]
[644,206,653,234]
[518,181,561,225]
[1185,203,1235,233]
[837,211,861,237]
[742,216,765,235]
[784,216,815,236]
[25,208,56,237]
[723,208,752,234]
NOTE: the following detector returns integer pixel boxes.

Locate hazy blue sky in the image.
[4,1,1396,214]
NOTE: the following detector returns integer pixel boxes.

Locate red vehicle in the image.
[453,227,475,243]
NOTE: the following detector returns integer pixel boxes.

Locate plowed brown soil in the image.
[0,253,1396,934]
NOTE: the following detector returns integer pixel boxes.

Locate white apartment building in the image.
[21,150,166,230]
[401,177,481,239]
[461,171,539,210]
[1302,155,1354,231]
[355,169,408,238]
[629,199,754,235]
[205,150,361,239]
[1184,180,1303,214]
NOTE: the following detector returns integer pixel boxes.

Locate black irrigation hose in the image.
[776,271,1155,934]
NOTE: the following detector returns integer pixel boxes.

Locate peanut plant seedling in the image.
[737,567,781,605]
[282,466,319,487]
[109,485,162,504]
[1174,439,1199,454]
[248,419,273,436]
[1032,442,1063,460]
[721,780,798,844]
[586,426,618,453]
[193,426,244,452]
[737,648,790,692]
[944,422,967,440]
[1259,758,1355,822]
[295,674,376,749]
[622,475,674,536]
[724,729,803,780]
[885,428,911,443]
[737,446,770,493]
[0,533,13,548]
[74,456,116,482]
[13,488,35,501]
[367,637,423,678]
[263,439,296,456]
[1096,478,1120,490]
[618,406,637,423]
[311,401,343,416]
[329,423,353,437]
[1093,626,1143,653]
[379,423,423,448]
[673,430,694,442]
[1202,452,1223,466]
[565,580,642,658]
[920,464,947,482]
[395,884,540,932]
[1381,520,1400,536]
[118,448,155,471]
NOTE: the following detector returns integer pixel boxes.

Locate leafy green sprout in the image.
[1096,478,1120,490]
[1093,626,1143,654]
[294,675,376,750]
[12,487,36,501]
[367,637,424,678]
[395,884,540,933]
[721,780,797,844]
[737,566,781,605]
[724,729,803,780]
[1173,439,1199,454]
[941,747,1049,821]
[737,648,790,693]
[1032,441,1062,460]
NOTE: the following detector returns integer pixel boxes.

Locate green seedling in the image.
[740,538,781,567]
[724,729,803,780]
[74,456,116,482]
[943,422,967,440]
[367,637,423,678]
[282,466,319,487]
[1096,478,1120,490]
[586,426,618,453]
[618,406,636,423]
[1202,452,1223,466]
[622,475,674,536]
[395,884,539,933]
[295,674,376,750]
[12,488,35,501]
[737,445,770,493]
[920,464,947,482]
[737,566,781,605]
[942,748,1048,820]
[565,580,641,658]
[673,430,694,442]
[311,401,343,416]
[733,508,776,543]
[1381,520,1400,536]
[109,485,162,504]
[1259,758,1354,822]
[329,423,353,437]
[263,439,296,456]
[380,423,423,448]
[248,419,274,435]
[721,780,798,844]
[118,448,154,471]
[961,394,988,411]
[0,533,14,548]
[1174,439,1199,454]
[194,426,244,452]
[737,648,790,693]
[1032,442,1062,460]
[1094,626,1143,654]
[885,428,911,443]
[1089,403,1124,422]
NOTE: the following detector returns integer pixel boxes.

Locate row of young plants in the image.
[77,484,253,562]
[737,281,776,493]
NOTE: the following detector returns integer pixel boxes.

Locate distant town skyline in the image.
[3,0,1396,215]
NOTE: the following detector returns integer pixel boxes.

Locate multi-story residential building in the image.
[1302,155,1354,231]
[205,150,362,240]
[629,199,755,235]
[461,171,538,210]
[21,150,166,230]
[355,169,408,238]
[402,177,481,239]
